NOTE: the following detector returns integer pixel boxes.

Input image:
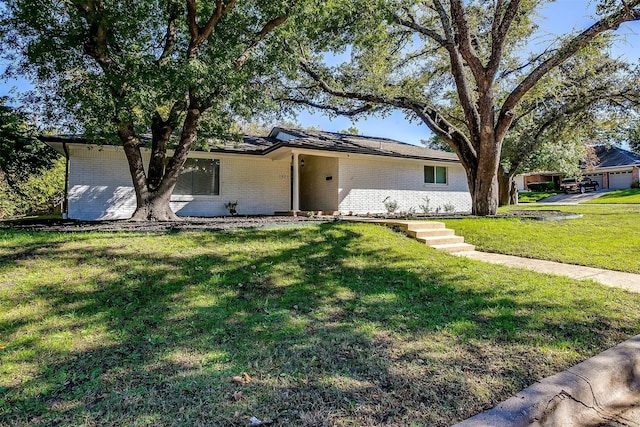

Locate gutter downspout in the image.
[62,141,69,219]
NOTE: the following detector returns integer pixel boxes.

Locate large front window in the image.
[174,158,220,195]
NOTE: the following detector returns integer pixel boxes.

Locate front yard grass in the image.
[2,222,640,426]
[585,188,640,204]
[443,205,640,273]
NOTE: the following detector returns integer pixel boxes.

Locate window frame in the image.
[173,157,220,196]
[424,165,448,185]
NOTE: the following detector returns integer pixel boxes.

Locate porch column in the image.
[292,152,300,211]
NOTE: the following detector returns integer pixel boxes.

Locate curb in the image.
[453,335,640,426]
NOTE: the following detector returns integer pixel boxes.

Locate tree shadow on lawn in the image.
[1,223,639,426]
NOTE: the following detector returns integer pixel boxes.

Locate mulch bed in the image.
[0,216,330,233]
[1,210,579,233]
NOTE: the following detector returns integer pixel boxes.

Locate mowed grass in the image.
[444,205,640,273]
[2,223,640,426]
[585,188,640,204]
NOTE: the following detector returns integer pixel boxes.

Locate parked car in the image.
[560,177,599,194]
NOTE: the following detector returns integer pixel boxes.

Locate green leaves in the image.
[0,102,63,217]
[1,0,310,143]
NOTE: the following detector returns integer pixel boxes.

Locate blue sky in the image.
[1,1,639,144]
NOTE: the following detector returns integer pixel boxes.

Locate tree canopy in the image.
[283,0,640,215]
[1,0,317,220]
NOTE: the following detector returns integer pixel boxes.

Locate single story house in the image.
[581,145,640,190]
[43,127,472,220]
[516,145,640,191]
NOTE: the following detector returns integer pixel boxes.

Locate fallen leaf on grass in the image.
[0,344,6,350]
[231,372,252,385]
[232,391,246,401]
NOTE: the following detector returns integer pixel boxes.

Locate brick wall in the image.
[337,157,471,214]
[67,146,290,220]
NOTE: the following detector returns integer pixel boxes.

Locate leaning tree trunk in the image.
[119,122,182,221]
[116,99,202,222]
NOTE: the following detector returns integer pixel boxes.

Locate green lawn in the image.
[585,188,640,204]
[518,191,557,203]
[2,223,640,426]
[443,205,640,273]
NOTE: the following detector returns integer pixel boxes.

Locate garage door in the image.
[584,173,603,188]
[609,171,633,189]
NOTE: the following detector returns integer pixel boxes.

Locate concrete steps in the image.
[345,218,475,253]
[397,221,474,252]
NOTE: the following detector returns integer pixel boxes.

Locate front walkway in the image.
[455,251,640,293]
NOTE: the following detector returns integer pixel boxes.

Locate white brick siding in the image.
[337,157,471,214]
[64,144,472,220]
[67,145,290,220]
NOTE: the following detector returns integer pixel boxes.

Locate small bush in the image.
[443,203,456,213]
[0,158,65,218]
[632,180,640,189]
[224,200,238,216]
[527,181,555,192]
[418,196,432,214]
[383,197,399,214]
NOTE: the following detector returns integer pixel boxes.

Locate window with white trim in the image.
[424,165,447,184]
[174,158,220,195]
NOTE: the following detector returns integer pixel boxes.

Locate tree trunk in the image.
[115,96,203,222]
[510,179,519,205]
[470,172,499,215]
[498,165,511,206]
[119,122,182,222]
[469,125,501,215]
[129,189,180,221]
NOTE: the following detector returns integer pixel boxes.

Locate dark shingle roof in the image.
[42,127,459,163]
[591,145,640,168]
[261,127,459,162]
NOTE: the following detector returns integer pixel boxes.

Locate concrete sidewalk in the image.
[454,251,640,293]
[451,252,640,426]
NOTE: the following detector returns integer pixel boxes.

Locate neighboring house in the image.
[515,145,640,191]
[515,172,563,192]
[43,127,472,220]
[581,145,640,190]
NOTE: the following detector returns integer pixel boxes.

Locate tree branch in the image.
[431,0,481,147]
[297,60,478,172]
[496,1,640,141]
[488,0,522,76]
[186,0,237,57]
[157,2,183,66]
[392,9,446,47]
[450,0,484,78]
[234,15,288,69]
[70,0,117,72]
[280,97,375,117]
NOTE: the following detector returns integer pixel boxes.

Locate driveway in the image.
[536,189,611,204]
